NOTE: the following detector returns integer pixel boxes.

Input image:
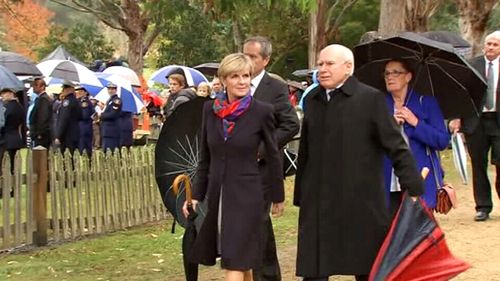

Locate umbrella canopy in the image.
[155,97,208,229]
[451,133,468,185]
[94,73,144,113]
[143,89,165,107]
[420,31,471,48]
[193,62,219,76]
[292,68,313,77]
[41,45,84,65]
[354,32,486,119]
[37,59,102,88]
[0,65,24,91]
[149,65,208,87]
[103,66,141,87]
[369,194,470,281]
[0,51,42,76]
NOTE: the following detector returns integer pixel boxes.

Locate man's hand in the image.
[54,138,61,145]
[271,201,285,218]
[448,119,461,134]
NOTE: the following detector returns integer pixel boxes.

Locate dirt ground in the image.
[173,176,500,281]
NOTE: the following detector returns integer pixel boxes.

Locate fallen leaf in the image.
[150,233,158,238]
[152,253,162,257]
[157,259,164,264]
[151,268,162,272]
[7,261,18,265]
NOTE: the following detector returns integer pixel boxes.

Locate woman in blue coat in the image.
[383,59,450,214]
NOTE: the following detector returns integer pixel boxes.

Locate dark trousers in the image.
[253,201,281,281]
[102,137,120,153]
[389,191,403,219]
[465,114,500,213]
[303,275,368,281]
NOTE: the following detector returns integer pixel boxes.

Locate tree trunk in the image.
[308,0,327,69]
[405,0,441,33]
[127,33,144,75]
[456,0,498,57]
[232,18,243,52]
[378,0,406,37]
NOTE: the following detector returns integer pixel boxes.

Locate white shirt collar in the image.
[250,70,266,96]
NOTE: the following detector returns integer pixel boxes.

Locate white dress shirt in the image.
[250,70,266,96]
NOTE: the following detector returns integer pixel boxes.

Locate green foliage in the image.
[429,0,459,32]
[338,0,380,47]
[36,22,114,64]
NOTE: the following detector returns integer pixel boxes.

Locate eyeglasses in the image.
[383,70,408,78]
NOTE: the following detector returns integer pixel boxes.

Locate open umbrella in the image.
[149,65,208,87]
[0,51,42,76]
[354,32,486,119]
[193,62,219,76]
[0,65,24,91]
[369,193,470,281]
[155,96,209,229]
[103,66,141,87]
[37,59,102,88]
[292,68,313,78]
[173,174,199,281]
[420,31,472,57]
[94,73,144,113]
[41,45,84,65]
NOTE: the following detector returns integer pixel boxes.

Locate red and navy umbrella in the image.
[369,194,469,281]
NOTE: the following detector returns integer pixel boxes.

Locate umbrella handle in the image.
[173,174,193,204]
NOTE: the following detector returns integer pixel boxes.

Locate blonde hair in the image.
[217,53,254,79]
[196,82,211,97]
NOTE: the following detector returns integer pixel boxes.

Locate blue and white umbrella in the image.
[94,72,144,113]
[37,59,102,88]
[149,65,208,87]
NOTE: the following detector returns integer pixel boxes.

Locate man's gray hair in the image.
[244,36,272,58]
[485,30,500,42]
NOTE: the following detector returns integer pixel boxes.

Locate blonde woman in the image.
[183,53,284,281]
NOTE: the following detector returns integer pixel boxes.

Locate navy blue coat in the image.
[1,100,25,150]
[119,111,133,147]
[56,93,82,151]
[383,90,450,208]
[100,95,122,139]
[78,96,95,153]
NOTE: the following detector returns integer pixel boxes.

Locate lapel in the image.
[253,73,269,101]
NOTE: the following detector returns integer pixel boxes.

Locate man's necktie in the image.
[485,61,495,110]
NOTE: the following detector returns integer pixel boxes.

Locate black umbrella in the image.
[292,68,313,78]
[354,32,486,119]
[0,51,42,76]
[420,31,471,48]
[0,65,24,91]
[173,174,199,281]
[193,62,219,76]
[154,96,208,229]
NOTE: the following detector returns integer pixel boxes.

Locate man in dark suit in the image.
[294,44,423,281]
[29,78,52,149]
[243,36,300,281]
[55,81,82,154]
[449,30,500,222]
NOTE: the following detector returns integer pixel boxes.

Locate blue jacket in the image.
[383,90,450,208]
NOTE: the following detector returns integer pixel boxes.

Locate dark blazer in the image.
[2,100,25,150]
[294,76,423,277]
[56,93,82,150]
[253,72,300,202]
[29,92,52,148]
[462,56,500,134]
[100,95,122,138]
[190,99,284,270]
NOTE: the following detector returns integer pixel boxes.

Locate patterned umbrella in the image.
[93,73,144,113]
[149,65,208,87]
[37,59,102,88]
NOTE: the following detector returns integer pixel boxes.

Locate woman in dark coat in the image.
[183,53,284,281]
[0,88,26,172]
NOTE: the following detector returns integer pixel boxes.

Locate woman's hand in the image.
[396,107,419,127]
[271,201,285,218]
[182,199,199,218]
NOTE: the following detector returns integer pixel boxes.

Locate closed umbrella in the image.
[354,32,486,119]
[149,65,208,87]
[103,66,141,87]
[0,65,24,91]
[451,133,468,185]
[0,51,42,76]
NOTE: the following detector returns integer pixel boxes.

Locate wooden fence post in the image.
[32,149,48,246]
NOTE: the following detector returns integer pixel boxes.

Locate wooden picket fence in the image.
[0,146,168,251]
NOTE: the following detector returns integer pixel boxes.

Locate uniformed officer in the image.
[75,86,95,156]
[54,81,82,154]
[100,82,122,152]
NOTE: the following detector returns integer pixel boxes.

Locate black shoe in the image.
[474,211,489,221]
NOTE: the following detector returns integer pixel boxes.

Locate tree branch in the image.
[143,25,161,55]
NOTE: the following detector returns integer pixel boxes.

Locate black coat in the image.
[56,93,82,150]
[2,100,25,150]
[29,92,52,148]
[294,76,424,277]
[190,99,283,270]
[253,72,300,202]
[461,56,500,134]
[100,95,122,138]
